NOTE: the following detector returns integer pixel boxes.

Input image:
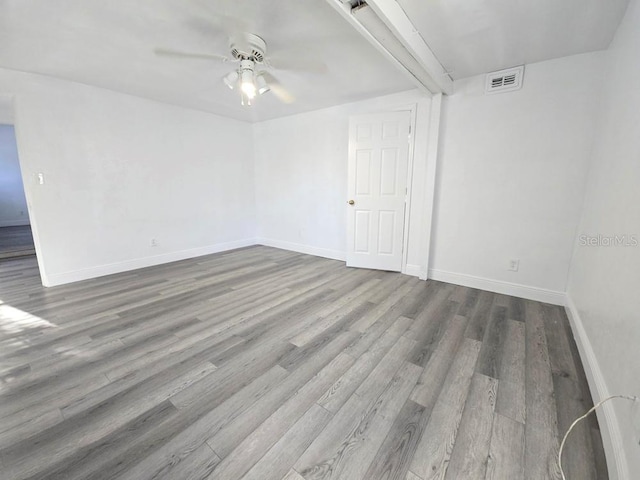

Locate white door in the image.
[347,111,411,271]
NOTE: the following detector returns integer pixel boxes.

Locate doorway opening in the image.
[0,124,35,260]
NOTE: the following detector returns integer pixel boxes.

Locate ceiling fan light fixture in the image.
[240,91,252,107]
[223,70,238,89]
[158,32,294,107]
[256,74,270,95]
[240,68,256,99]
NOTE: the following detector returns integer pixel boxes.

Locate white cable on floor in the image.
[558,394,638,480]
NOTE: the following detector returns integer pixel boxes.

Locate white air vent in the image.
[485,66,524,94]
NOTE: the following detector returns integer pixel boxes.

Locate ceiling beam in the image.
[326,0,453,95]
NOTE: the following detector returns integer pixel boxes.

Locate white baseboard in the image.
[44,238,258,287]
[0,219,30,227]
[427,268,565,305]
[256,237,346,262]
[565,295,628,480]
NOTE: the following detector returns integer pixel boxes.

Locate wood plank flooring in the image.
[0,246,607,479]
[0,226,35,259]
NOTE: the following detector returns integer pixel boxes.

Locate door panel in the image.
[380,148,398,195]
[347,111,411,271]
[378,210,396,255]
[355,150,372,195]
[354,211,371,253]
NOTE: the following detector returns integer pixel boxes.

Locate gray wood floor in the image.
[0,226,35,259]
[0,246,607,480]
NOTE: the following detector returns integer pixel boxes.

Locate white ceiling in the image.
[0,0,414,122]
[0,0,631,121]
[397,0,630,79]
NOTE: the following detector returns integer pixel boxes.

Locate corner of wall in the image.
[564,294,629,480]
[256,237,346,262]
[0,94,15,123]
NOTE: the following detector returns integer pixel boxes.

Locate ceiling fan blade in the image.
[154,48,228,62]
[261,72,296,104]
[266,56,328,75]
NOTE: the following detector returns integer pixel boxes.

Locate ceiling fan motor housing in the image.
[230,33,266,63]
[239,59,255,72]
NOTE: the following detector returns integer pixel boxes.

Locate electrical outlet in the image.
[508,259,520,272]
[150,238,158,247]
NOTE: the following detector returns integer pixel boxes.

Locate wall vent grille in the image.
[485,66,524,94]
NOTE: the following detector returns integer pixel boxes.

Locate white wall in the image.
[429,52,605,303]
[0,68,255,286]
[566,0,640,477]
[253,90,434,275]
[0,124,29,226]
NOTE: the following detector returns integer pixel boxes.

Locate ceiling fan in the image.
[155,32,300,106]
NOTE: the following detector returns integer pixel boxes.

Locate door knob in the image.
[347,200,355,205]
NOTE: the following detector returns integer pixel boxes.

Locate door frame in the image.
[347,104,416,275]
[1,93,48,286]
[348,92,441,280]
[347,109,413,272]
[396,104,417,276]
[359,103,416,276]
